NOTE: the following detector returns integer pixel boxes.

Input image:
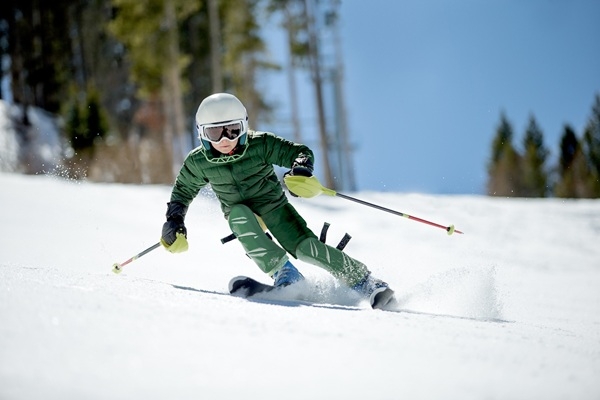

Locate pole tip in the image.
[112,263,122,274]
[446,224,464,235]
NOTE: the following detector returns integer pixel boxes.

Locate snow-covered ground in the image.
[1,172,599,399]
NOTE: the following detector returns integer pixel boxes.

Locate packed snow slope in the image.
[1,172,599,400]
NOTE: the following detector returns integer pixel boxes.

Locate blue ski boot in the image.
[272,261,305,287]
[352,273,396,309]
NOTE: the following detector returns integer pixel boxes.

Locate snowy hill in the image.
[1,172,599,399]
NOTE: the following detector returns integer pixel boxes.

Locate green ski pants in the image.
[228,203,369,286]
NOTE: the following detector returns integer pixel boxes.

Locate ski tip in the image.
[228,275,250,294]
[371,287,397,310]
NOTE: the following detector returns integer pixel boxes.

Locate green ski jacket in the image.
[170,131,314,217]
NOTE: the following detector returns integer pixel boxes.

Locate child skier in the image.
[160,92,395,309]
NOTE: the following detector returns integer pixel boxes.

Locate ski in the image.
[228,275,278,298]
[229,275,398,311]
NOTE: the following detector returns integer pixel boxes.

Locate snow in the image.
[0,100,64,175]
[1,172,599,399]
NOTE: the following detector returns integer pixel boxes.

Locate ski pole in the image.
[333,192,462,234]
[284,175,464,235]
[112,242,161,274]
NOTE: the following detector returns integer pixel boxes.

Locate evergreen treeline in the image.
[1,0,338,184]
[487,94,600,198]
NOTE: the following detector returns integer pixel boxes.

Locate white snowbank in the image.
[0,100,64,174]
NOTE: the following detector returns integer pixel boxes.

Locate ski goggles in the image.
[201,121,244,143]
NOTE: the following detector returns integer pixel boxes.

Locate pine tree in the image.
[83,90,109,146]
[554,123,599,198]
[108,0,200,183]
[66,100,86,151]
[66,89,108,152]
[558,125,578,174]
[487,113,522,196]
[521,115,549,197]
[2,1,73,113]
[555,125,581,197]
[582,94,600,196]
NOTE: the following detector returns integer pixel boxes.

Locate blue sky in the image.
[263,0,600,194]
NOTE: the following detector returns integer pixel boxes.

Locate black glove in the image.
[161,201,188,246]
[286,156,314,177]
[284,156,314,197]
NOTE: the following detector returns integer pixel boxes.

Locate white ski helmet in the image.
[196,93,249,151]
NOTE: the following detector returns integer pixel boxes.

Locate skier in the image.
[160,92,395,309]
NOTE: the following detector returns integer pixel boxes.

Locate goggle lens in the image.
[204,122,242,143]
